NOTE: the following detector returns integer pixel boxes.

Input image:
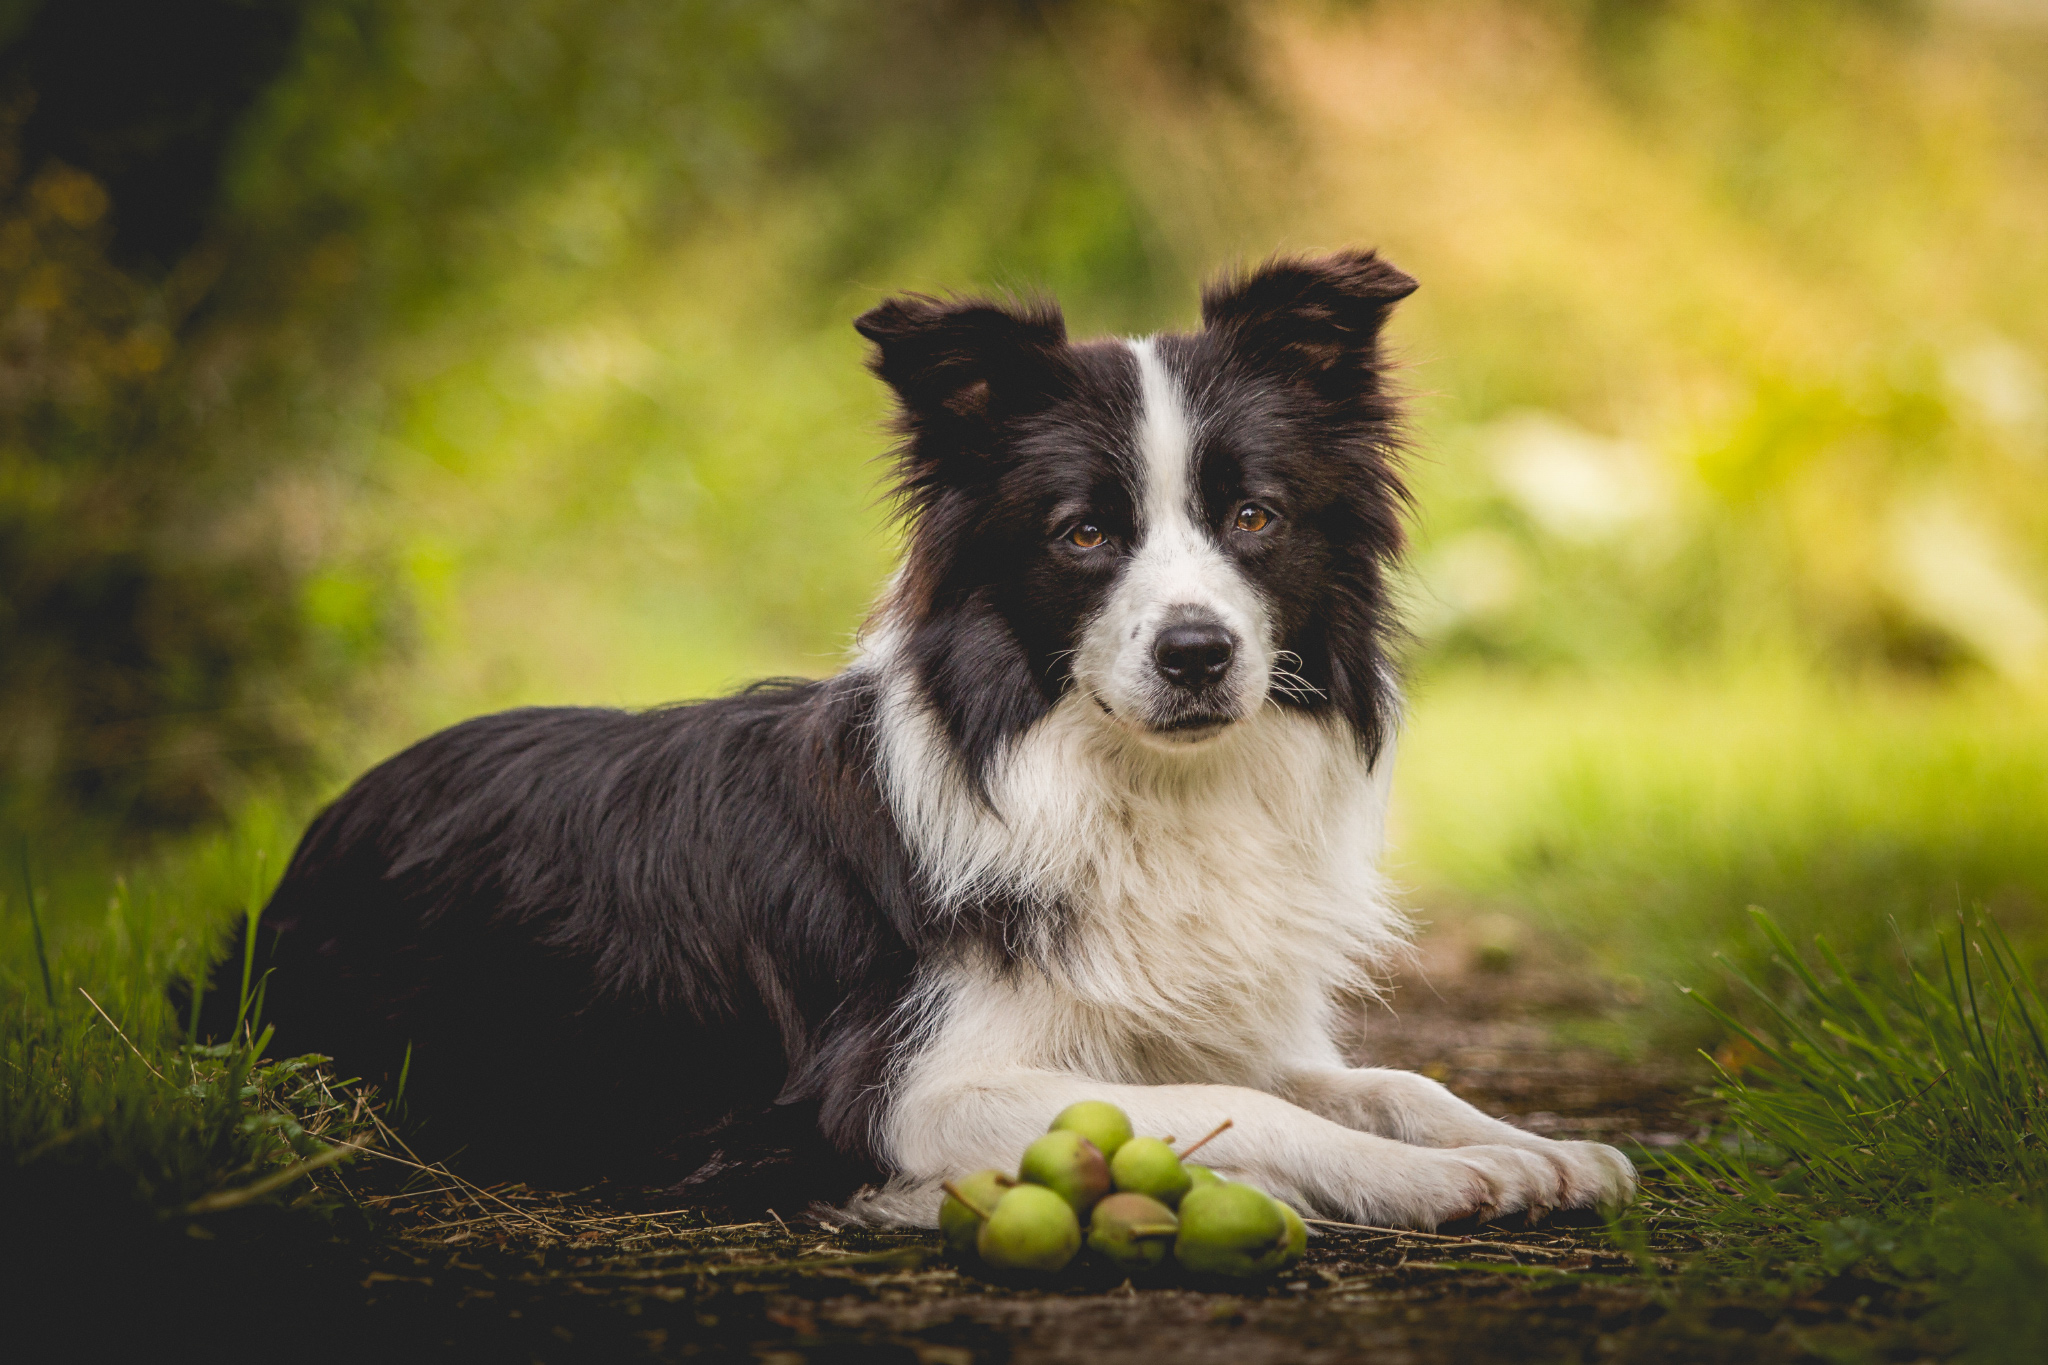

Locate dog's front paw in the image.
[1526,1139,1636,1212]
[1350,1143,1568,1229]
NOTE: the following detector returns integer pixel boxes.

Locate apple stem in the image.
[1177,1117,1233,1160]
[1130,1222,1180,1237]
[942,1180,995,1221]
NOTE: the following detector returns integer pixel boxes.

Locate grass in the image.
[1689,913,2048,1212]
[1,836,362,1221]
[1633,910,2048,1362]
[1391,669,2048,1047]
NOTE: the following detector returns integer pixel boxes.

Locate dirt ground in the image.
[22,921,1924,1363]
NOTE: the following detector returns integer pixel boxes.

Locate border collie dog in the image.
[235,251,1634,1227]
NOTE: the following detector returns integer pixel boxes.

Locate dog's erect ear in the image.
[1200,250,1416,399]
[855,293,1069,426]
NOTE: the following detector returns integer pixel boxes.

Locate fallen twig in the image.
[1304,1218,1600,1262]
[77,988,169,1086]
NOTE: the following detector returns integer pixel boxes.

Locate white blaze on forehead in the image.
[1130,337,1198,538]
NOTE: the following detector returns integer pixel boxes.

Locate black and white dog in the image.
[232,251,1634,1227]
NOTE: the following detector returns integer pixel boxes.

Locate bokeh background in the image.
[6,0,2048,1043]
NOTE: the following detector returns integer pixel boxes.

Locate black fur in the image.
[215,677,920,1198]
[209,252,1415,1203]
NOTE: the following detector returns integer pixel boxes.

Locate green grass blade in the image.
[237,849,268,1031]
[18,845,55,1011]
[1748,908,1831,1002]
[1814,934,1909,1057]
[1980,922,2048,1070]
[1957,920,2004,1089]
[394,1039,414,1110]
[1680,983,1805,1078]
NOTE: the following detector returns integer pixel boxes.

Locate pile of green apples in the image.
[939,1101,1308,1280]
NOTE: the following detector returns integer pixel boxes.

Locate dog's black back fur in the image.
[211,674,919,1197]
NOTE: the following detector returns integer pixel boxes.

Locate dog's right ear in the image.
[854,294,1068,429]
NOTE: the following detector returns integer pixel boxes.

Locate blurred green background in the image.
[5,0,2048,1041]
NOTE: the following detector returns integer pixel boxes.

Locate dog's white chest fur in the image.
[873,664,1406,1088]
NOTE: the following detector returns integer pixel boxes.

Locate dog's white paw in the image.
[1434,1143,1577,1222]
[1529,1138,1637,1211]
[1341,1143,1566,1229]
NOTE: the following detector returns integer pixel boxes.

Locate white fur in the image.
[845,335,1635,1229]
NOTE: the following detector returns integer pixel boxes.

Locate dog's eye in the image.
[1066,524,1106,550]
[1233,504,1271,534]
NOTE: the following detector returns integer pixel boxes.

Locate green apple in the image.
[1019,1129,1112,1215]
[939,1168,1013,1259]
[1048,1100,1134,1159]
[1086,1192,1179,1270]
[977,1183,1082,1273]
[1110,1135,1193,1207]
[1174,1181,1291,1279]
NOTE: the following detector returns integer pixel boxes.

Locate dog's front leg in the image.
[1278,1067,1636,1213]
[847,1069,1588,1231]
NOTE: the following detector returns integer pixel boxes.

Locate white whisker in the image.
[1269,668,1327,701]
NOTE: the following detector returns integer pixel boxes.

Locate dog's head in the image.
[858,251,1414,781]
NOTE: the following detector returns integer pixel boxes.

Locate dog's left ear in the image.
[1200,250,1417,400]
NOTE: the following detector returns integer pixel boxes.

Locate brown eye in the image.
[1067,524,1106,549]
[1234,504,1271,533]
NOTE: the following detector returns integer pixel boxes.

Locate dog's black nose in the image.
[1153,623,1236,689]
